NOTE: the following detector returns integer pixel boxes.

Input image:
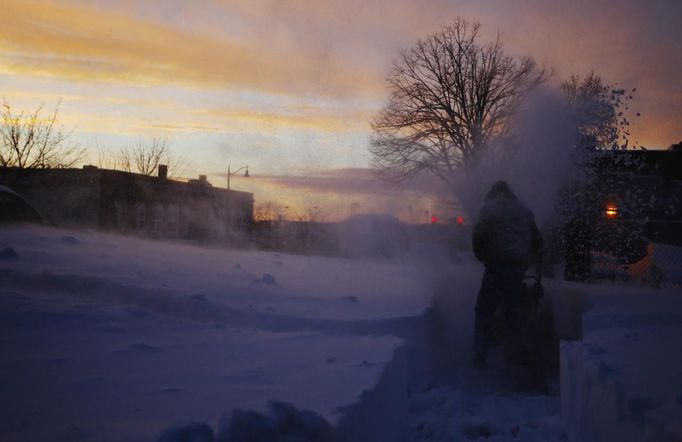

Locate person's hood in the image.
[483,181,516,202]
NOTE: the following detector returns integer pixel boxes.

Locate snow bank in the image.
[560,286,682,442]
[409,386,564,441]
[0,226,428,441]
[652,244,682,285]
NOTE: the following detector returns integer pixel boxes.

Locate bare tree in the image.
[557,72,645,277]
[89,142,119,170]
[561,72,636,151]
[287,206,323,223]
[118,137,186,177]
[557,71,641,219]
[370,18,546,213]
[0,101,83,169]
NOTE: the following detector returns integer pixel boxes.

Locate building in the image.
[562,148,682,282]
[593,148,682,247]
[0,166,254,241]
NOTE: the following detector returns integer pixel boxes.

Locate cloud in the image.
[1,0,680,149]
[2,84,373,137]
[492,0,682,147]
[0,0,381,97]
[249,168,444,198]
[241,0,682,146]
[192,107,372,133]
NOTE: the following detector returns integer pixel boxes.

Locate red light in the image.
[431,216,438,224]
[456,216,464,225]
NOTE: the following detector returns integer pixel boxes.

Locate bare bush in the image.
[0,101,83,169]
[117,138,186,178]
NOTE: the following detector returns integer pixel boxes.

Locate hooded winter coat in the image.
[472,182,543,267]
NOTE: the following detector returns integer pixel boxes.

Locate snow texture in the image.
[409,386,564,441]
[0,226,415,441]
[560,284,682,442]
[0,225,568,441]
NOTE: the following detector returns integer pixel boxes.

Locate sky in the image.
[1,0,680,221]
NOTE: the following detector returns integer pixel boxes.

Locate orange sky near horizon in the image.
[1,0,680,220]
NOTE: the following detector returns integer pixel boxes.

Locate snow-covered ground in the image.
[0,292,404,441]
[0,226,432,321]
[409,386,564,441]
[0,226,565,441]
[561,285,682,442]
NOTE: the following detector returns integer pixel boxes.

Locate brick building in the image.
[1,166,254,241]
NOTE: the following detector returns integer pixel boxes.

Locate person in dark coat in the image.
[471,181,543,368]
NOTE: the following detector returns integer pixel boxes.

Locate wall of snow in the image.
[559,287,682,442]
[335,346,409,442]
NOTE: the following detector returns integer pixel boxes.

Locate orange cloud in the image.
[192,108,372,132]
[2,0,679,148]
[0,0,380,97]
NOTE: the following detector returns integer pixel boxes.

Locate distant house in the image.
[593,149,682,247]
[562,148,682,282]
[0,166,254,241]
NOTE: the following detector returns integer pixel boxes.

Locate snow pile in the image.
[337,213,410,259]
[560,287,682,442]
[417,266,566,441]
[651,244,682,285]
[409,386,564,441]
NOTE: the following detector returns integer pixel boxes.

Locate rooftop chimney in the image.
[199,174,207,182]
[158,164,168,179]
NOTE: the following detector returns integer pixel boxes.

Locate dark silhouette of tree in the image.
[557,72,644,281]
[117,137,185,177]
[0,101,82,169]
[561,72,636,151]
[370,18,546,213]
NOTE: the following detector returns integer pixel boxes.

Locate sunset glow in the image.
[1,0,680,220]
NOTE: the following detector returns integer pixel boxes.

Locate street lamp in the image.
[227,164,249,190]
[604,204,618,219]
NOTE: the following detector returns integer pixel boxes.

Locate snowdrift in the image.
[559,284,682,442]
[0,226,431,441]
